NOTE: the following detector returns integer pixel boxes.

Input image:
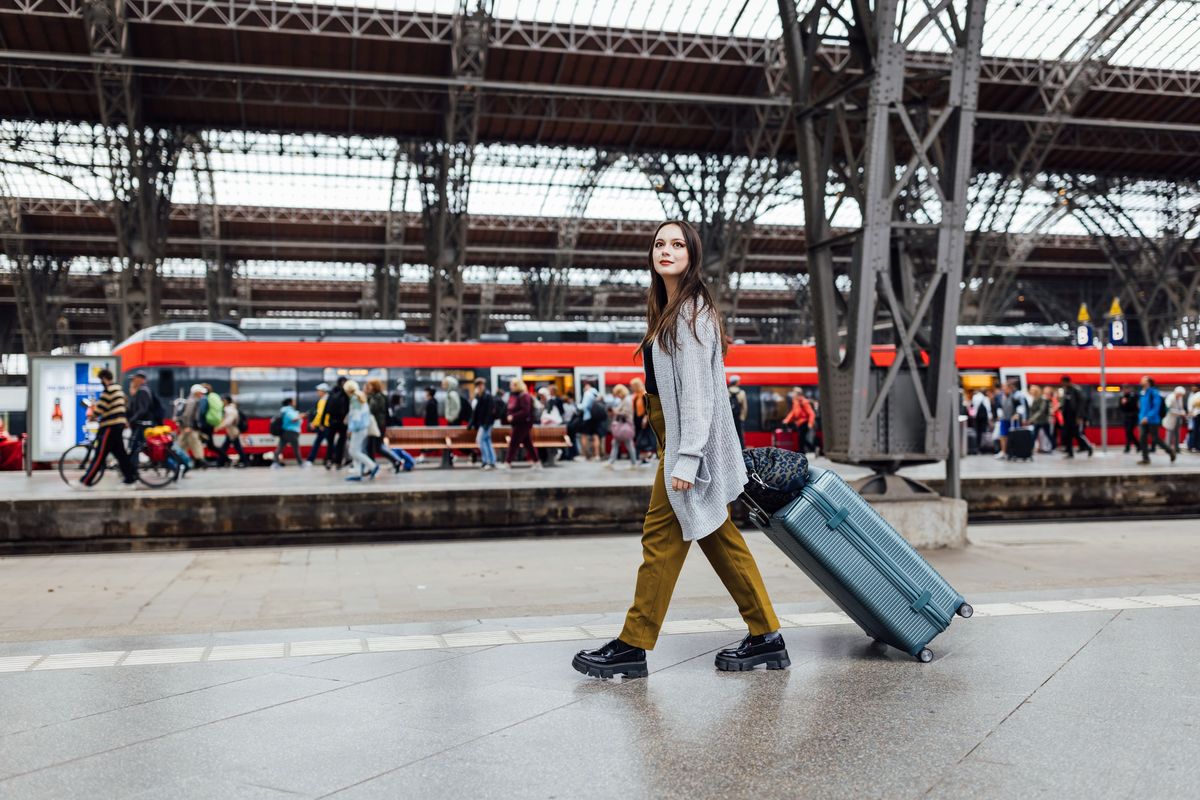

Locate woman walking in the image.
[1027,385,1053,454]
[343,380,379,481]
[573,220,788,679]
[501,378,541,469]
[629,377,652,465]
[366,379,414,472]
[216,395,249,467]
[605,384,638,469]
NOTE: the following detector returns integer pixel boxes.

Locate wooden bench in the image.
[385,425,571,464]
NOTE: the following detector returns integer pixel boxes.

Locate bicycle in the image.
[59,422,181,488]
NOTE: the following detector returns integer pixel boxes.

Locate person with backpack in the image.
[215,395,249,467]
[1132,379,1171,465]
[468,377,498,470]
[727,375,748,449]
[269,397,305,469]
[342,380,379,481]
[1059,375,1094,458]
[605,384,638,469]
[1138,376,1176,465]
[1119,385,1141,453]
[578,380,603,460]
[305,382,332,466]
[175,384,209,468]
[781,387,815,453]
[325,377,351,469]
[126,371,154,458]
[500,378,541,469]
[366,378,413,472]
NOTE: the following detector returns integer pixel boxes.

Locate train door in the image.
[491,366,522,394]
[999,368,1028,392]
[573,367,605,402]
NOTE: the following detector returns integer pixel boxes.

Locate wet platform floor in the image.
[3,514,1198,798]
[1,589,1197,798]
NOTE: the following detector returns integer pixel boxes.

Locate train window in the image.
[157,369,175,400]
[230,367,297,417]
[759,386,794,430]
[323,367,389,385]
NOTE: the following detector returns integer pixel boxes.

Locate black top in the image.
[642,345,659,395]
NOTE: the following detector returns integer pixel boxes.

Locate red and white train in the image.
[111,321,1200,457]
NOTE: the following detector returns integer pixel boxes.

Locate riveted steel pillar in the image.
[778,0,985,478]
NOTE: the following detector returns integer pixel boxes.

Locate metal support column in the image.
[416,0,489,341]
[84,0,181,340]
[1,180,70,354]
[778,0,985,487]
[525,150,615,321]
[184,131,238,321]
[373,142,412,320]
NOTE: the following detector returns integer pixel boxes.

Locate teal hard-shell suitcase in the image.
[745,467,972,662]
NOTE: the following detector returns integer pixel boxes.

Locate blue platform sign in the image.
[1109,318,1128,345]
[1075,324,1094,347]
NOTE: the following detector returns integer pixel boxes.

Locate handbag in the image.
[612,420,635,440]
[740,447,811,520]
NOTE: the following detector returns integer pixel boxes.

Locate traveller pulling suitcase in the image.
[742,453,971,663]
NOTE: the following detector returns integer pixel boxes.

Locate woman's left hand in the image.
[672,477,693,491]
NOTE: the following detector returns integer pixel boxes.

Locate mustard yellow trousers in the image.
[619,393,780,650]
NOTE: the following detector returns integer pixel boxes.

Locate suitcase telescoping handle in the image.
[803,479,952,631]
[740,490,773,531]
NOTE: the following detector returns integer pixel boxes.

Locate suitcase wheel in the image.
[917,648,934,664]
[957,603,974,619]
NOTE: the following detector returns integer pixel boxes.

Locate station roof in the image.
[2,0,1199,178]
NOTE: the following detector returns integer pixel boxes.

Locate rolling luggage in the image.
[745,467,971,662]
[966,428,979,455]
[1006,427,1034,460]
[771,428,799,451]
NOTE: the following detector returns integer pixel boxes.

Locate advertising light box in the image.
[27,356,120,463]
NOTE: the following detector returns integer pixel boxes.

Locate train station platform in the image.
[0,518,1197,798]
[1,450,1199,553]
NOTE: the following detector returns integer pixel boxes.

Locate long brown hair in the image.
[638,219,726,357]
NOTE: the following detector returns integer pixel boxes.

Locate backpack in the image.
[590,396,607,421]
[237,407,248,431]
[493,395,508,423]
[457,390,471,424]
[204,392,224,428]
[148,392,166,425]
[1159,392,1168,419]
[269,412,284,438]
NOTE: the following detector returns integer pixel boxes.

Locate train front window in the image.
[230,368,297,417]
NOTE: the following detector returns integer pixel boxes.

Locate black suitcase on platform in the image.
[1007,427,1034,460]
[967,428,979,455]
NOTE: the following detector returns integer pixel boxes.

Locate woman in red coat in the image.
[502,378,542,469]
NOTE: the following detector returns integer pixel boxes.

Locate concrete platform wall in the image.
[4,470,1198,554]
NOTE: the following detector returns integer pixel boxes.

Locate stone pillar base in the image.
[866,497,969,549]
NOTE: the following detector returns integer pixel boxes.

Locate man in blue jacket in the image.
[1138,376,1176,465]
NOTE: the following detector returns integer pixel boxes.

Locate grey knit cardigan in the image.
[649,300,747,541]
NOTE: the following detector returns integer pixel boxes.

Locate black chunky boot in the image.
[714,631,790,672]
[572,639,648,679]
